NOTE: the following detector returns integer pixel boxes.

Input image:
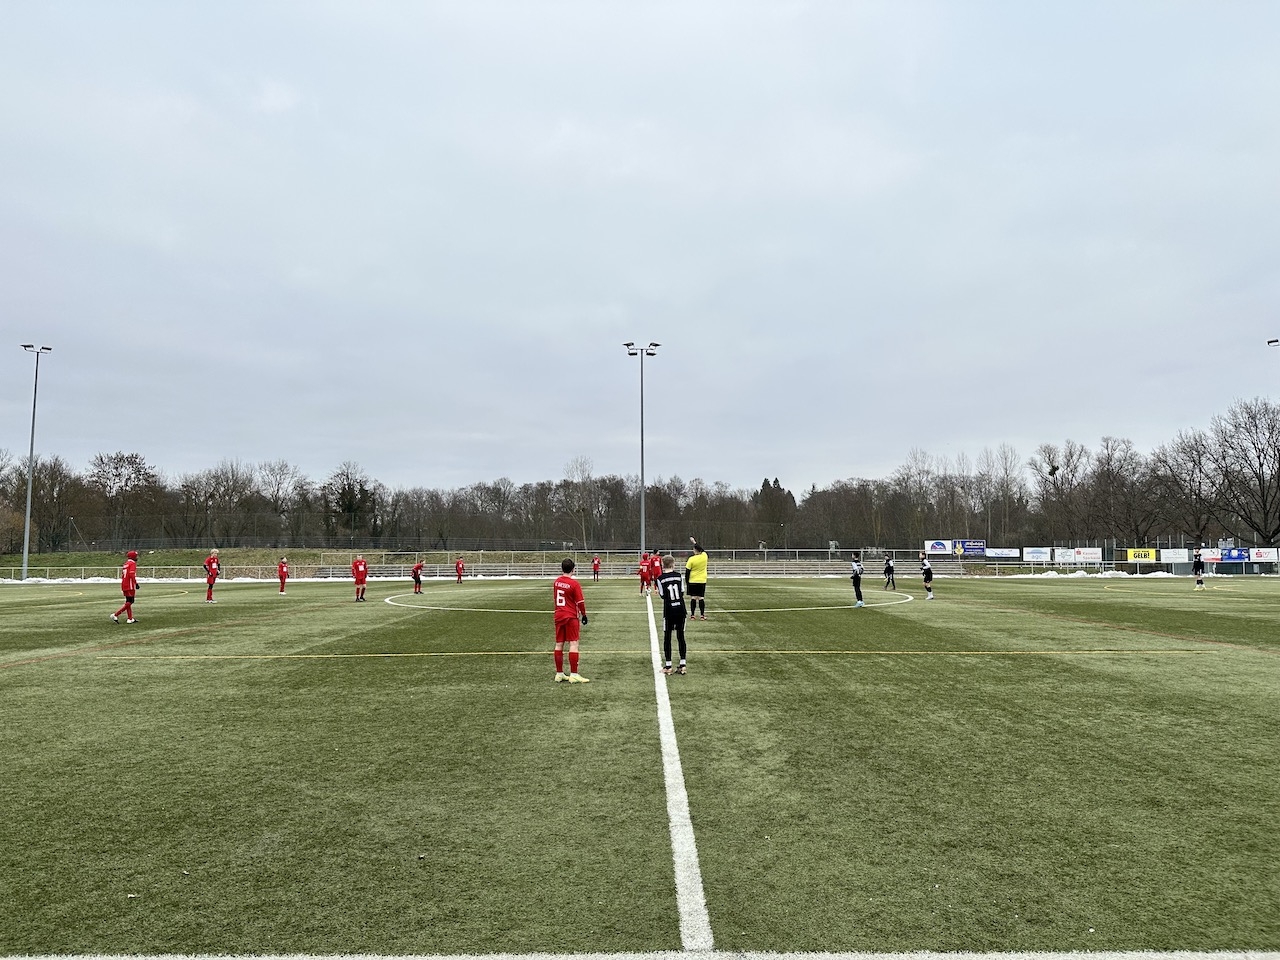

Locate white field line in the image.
[20,950,1280,960]
[646,594,715,952]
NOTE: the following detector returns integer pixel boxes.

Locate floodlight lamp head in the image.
[1269,339,1280,346]
[623,341,635,348]
[649,342,661,349]
[21,343,34,350]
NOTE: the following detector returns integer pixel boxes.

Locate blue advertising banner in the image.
[954,539,987,558]
[1222,547,1250,561]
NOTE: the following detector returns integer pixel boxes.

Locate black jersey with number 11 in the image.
[656,570,687,620]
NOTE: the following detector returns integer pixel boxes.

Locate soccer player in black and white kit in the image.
[883,555,896,590]
[920,552,935,600]
[1192,550,1206,590]
[657,555,688,675]
[850,552,865,607]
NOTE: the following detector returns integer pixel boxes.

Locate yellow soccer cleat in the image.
[569,673,591,683]
[554,672,569,682]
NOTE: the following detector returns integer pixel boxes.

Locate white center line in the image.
[646,594,714,951]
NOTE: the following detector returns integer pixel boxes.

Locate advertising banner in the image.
[1160,549,1190,563]
[925,540,952,555]
[1055,547,1103,564]
[1127,548,1158,562]
[1250,548,1278,562]
[954,539,987,558]
[1199,548,1222,562]
[1222,548,1250,562]
[1023,546,1053,563]
[986,548,1021,559]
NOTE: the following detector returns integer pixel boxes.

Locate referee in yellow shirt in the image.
[685,536,709,620]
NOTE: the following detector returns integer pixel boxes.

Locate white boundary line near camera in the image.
[645,593,715,951]
[24,947,1280,960]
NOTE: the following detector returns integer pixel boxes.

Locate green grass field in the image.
[1,573,1278,955]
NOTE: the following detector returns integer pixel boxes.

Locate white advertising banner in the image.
[1055,547,1103,564]
[1023,546,1053,563]
[985,548,1021,559]
[1250,548,1278,562]
[924,539,952,555]
[1160,549,1190,563]
[1200,548,1222,562]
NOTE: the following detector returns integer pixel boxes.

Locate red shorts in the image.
[555,618,581,644]
[206,576,218,586]
[354,577,367,586]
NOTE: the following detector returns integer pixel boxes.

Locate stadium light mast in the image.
[20,344,53,581]
[624,341,660,555]
[1269,340,1280,566]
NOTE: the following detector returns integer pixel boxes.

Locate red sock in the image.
[115,604,126,617]
[124,603,132,618]
[569,650,579,673]
[554,649,563,673]
[206,587,213,600]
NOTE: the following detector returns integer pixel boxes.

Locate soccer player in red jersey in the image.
[650,552,662,584]
[591,555,601,581]
[412,560,425,594]
[277,556,288,594]
[112,550,139,623]
[638,551,651,595]
[552,557,589,683]
[352,554,369,601]
[203,548,222,603]
[455,556,465,583]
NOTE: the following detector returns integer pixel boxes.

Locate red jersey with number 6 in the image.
[553,574,586,622]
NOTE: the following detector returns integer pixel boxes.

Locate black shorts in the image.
[923,570,933,583]
[687,582,706,598]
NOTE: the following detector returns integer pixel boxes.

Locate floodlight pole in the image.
[1268,339,1280,567]
[624,341,660,555]
[20,344,53,580]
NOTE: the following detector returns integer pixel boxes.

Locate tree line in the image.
[2,398,1278,555]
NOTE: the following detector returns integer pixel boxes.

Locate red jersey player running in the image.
[203,548,221,603]
[552,557,590,683]
[352,554,369,601]
[277,556,288,594]
[112,550,139,623]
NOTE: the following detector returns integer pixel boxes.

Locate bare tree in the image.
[1150,429,1220,546]
[86,451,161,545]
[1088,437,1161,545]
[204,459,259,546]
[562,456,599,550]
[1028,441,1092,541]
[1204,398,1280,546]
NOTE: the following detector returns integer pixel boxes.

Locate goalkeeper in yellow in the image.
[685,536,709,620]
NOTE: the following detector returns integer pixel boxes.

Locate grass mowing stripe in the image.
[944,595,1280,654]
[645,594,714,951]
[97,648,1215,662]
[12,953,1280,960]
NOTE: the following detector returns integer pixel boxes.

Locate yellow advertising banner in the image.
[1127,548,1158,562]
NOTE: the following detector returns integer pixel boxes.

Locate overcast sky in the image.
[2,1,1278,496]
